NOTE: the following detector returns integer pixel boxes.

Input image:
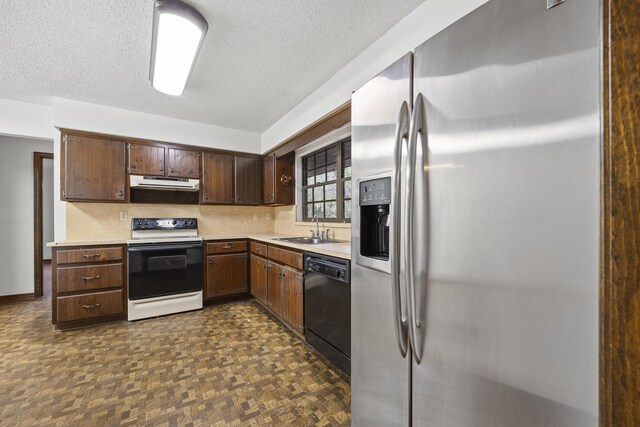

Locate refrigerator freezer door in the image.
[351,53,412,426]
[411,0,600,425]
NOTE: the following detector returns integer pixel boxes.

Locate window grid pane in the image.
[301,139,351,222]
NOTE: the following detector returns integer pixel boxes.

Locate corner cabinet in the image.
[249,241,304,335]
[61,132,127,202]
[262,152,294,205]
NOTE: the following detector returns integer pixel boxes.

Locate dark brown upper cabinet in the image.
[235,156,262,205]
[167,148,201,178]
[262,152,294,206]
[201,152,235,204]
[127,144,165,176]
[61,132,127,202]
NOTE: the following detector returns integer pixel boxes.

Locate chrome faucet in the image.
[311,215,320,238]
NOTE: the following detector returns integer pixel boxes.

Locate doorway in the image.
[34,152,53,298]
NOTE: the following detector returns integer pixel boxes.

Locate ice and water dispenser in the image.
[359,177,391,261]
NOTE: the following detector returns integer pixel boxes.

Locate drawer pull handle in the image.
[222,244,233,249]
[82,304,101,309]
[82,254,100,258]
[82,275,101,280]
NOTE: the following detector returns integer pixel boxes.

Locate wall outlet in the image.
[120,211,128,221]
[253,213,259,221]
[266,213,271,220]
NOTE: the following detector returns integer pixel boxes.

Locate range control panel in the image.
[131,218,198,231]
[359,177,391,206]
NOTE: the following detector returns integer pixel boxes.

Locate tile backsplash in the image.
[66,203,275,241]
[65,203,351,242]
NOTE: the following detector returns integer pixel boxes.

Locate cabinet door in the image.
[274,152,295,205]
[167,148,201,178]
[205,253,248,299]
[235,156,262,205]
[202,152,235,204]
[282,266,304,334]
[267,261,283,317]
[128,144,165,176]
[250,255,268,304]
[262,154,275,204]
[262,152,295,205]
[62,133,126,202]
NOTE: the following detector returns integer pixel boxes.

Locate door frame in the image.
[600,0,640,424]
[33,151,53,298]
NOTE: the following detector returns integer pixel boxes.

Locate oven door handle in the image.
[128,243,202,252]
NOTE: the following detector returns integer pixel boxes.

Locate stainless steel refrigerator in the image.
[350,0,600,425]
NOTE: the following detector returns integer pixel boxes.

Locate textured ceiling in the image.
[0,0,425,132]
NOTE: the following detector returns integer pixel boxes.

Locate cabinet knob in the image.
[204,195,209,200]
[208,259,213,265]
[118,190,123,196]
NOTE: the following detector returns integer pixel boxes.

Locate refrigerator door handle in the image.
[406,93,427,364]
[391,101,411,358]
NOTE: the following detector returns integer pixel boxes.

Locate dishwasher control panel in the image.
[305,256,350,284]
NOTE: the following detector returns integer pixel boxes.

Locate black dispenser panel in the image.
[360,177,391,206]
[359,177,391,261]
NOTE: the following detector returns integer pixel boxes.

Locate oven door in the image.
[128,242,203,300]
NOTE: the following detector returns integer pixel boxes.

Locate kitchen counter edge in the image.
[47,234,351,260]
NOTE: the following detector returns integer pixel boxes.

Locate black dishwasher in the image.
[304,253,351,375]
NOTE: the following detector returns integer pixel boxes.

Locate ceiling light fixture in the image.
[149,0,208,96]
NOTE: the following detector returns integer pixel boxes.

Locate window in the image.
[302,138,351,222]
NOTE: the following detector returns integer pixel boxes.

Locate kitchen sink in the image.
[273,236,346,245]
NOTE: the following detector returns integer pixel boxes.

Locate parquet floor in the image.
[0,266,351,426]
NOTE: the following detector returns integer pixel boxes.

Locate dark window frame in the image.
[301,138,351,223]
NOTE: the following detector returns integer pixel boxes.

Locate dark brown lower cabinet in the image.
[267,261,284,316]
[205,253,249,299]
[52,245,127,328]
[251,241,305,335]
[281,265,304,334]
[250,254,268,305]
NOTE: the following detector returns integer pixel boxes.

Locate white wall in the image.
[52,98,261,153]
[0,98,53,141]
[0,135,53,296]
[42,158,54,260]
[260,0,489,152]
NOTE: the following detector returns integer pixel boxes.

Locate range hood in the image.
[130,175,200,192]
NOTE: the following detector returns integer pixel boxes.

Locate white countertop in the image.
[48,233,352,260]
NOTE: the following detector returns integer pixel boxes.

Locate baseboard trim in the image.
[0,293,36,304]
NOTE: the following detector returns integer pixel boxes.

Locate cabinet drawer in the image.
[57,263,123,293]
[57,247,123,265]
[268,245,303,270]
[56,290,124,322]
[206,240,247,254]
[249,241,267,257]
